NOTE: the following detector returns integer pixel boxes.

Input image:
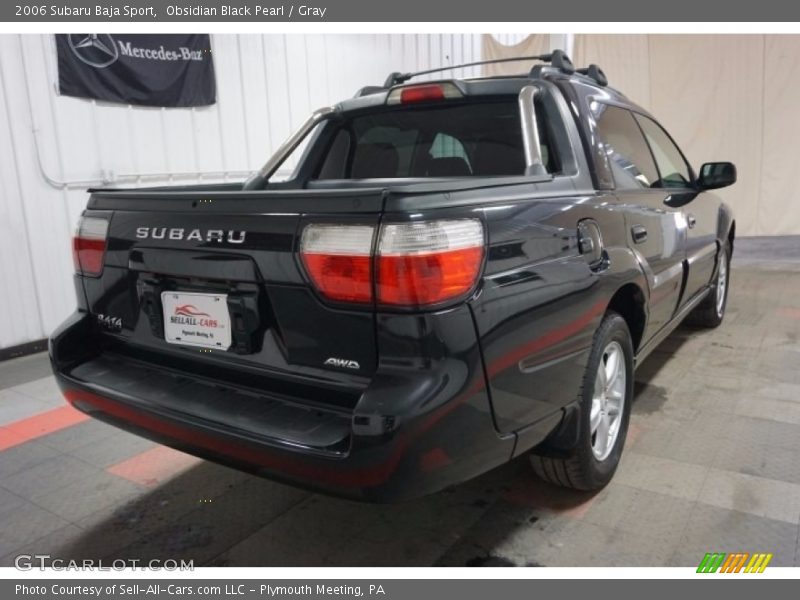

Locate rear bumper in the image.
[50,310,520,502]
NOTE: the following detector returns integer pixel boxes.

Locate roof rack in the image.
[576,64,608,87]
[383,49,576,87]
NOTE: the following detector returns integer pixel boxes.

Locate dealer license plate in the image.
[161,291,232,350]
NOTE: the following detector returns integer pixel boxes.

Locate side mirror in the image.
[697,162,737,191]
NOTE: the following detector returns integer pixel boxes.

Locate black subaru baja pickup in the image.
[51,51,736,501]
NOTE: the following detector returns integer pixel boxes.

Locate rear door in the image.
[634,114,718,302]
[594,104,687,339]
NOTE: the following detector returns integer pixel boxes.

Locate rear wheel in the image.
[530,312,634,490]
[687,244,730,328]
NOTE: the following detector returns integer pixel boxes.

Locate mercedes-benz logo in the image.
[68,34,119,69]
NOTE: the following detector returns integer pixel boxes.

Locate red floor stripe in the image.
[107,445,201,487]
[0,427,28,452]
[0,405,89,451]
[626,422,644,446]
[778,307,800,319]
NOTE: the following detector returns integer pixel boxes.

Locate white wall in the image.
[0,33,485,350]
[573,34,800,237]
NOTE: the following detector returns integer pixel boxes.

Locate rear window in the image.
[314,100,556,179]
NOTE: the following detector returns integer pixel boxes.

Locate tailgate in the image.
[79,190,384,408]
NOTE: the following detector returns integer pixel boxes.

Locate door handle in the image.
[687,214,697,229]
[631,225,648,244]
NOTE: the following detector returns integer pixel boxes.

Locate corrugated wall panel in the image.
[1,35,75,345]
[0,33,483,349]
[0,50,45,347]
[238,35,271,167]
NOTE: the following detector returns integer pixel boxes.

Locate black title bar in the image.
[4,0,800,22]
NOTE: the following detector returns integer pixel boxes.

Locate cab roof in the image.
[339,57,645,117]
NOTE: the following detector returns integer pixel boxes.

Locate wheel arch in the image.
[717,202,736,253]
[606,282,647,354]
[532,280,645,458]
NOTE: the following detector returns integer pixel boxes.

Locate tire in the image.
[687,243,730,328]
[530,312,634,491]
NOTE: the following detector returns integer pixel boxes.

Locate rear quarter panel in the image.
[467,191,644,436]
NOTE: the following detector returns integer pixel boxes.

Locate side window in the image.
[535,103,556,173]
[430,133,470,163]
[317,128,351,180]
[595,104,658,190]
[426,133,472,176]
[634,115,693,189]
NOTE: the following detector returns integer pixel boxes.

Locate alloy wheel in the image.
[590,341,626,461]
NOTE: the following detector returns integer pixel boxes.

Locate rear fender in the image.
[717,202,735,251]
[523,247,647,457]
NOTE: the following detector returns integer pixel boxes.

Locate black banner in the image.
[0,579,789,599]
[6,0,800,22]
[56,34,216,107]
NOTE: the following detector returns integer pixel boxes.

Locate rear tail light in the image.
[300,224,374,303]
[377,220,484,306]
[73,216,109,277]
[386,82,464,105]
[300,219,484,308]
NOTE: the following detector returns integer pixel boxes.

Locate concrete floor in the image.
[1,237,800,567]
